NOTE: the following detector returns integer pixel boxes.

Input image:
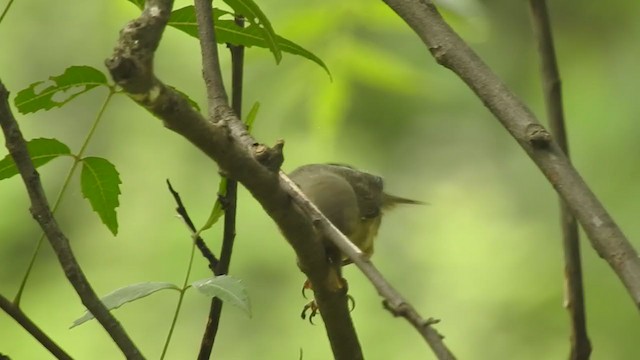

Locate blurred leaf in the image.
[223,0,282,63]
[168,6,330,78]
[71,282,180,328]
[14,66,108,114]
[126,0,144,10]
[197,177,227,235]
[244,101,260,131]
[0,138,71,180]
[192,275,251,317]
[80,157,121,235]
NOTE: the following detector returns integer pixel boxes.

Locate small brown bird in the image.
[289,163,424,321]
[290,163,424,263]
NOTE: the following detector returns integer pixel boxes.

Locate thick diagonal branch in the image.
[382,0,640,308]
[107,0,361,358]
[106,1,456,358]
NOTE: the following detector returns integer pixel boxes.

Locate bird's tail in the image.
[382,193,427,209]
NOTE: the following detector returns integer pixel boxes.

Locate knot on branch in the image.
[105,0,172,93]
[253,140,284,172]
[526,123,552,148]
[382,299,409,317]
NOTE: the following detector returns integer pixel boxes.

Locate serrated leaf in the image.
[168,6,330,78]
[0,138,71,180]
[192,275,251,317]
[71,282,180,328]
[197,177,227,235]
[244,101,260,132]
[80,157,121,235]
[14,66,108,114]
[223,0,282,63]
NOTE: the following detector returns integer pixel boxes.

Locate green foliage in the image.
[223,0,282,62]
[71,282,181,328]
[13,66,108,114]
[80,157,122,235]
[197,177,227,235]
[168,6,330,77]
[244,101,260,131]
[0,138,71,180]
[192,275,251,317]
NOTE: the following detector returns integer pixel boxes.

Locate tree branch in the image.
[106,0,363,358]
[382,0,640,308]
[197,15,245,359]
[0,82,143,359]
[193,0,229,114]
[528,1,591,358]
[106,1,455,358]
[0,293,72,360]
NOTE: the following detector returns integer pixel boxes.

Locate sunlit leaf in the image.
[0,138,71,180]
[244,101,260,131]
[192,275,251,317]
[71,282,180,328]
[197,177,227,235]
[14,66,108,114]
[80,157,121,235]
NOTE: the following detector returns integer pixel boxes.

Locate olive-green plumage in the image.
[289,164,423,263]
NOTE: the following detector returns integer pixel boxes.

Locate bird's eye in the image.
[375,176,383,188]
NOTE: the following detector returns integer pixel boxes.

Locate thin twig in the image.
[166,179,219,271]
[0,293,72,360]
[0,81,143,359]
[382,0,640,308]
[528,1,591,358]
[197,15,245,359]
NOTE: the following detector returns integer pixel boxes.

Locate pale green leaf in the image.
[71,282,180,328]
[192,275,251,317]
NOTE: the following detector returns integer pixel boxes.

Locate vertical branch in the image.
[197,15,245,360]
[193,0,229,115]
[528,2,591,359]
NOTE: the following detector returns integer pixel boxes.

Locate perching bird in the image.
[289,163,424,321]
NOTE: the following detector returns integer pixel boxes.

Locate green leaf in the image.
[126,0,144,10]
[71,282,180,328]
[197,177,227,235]
[168,6,330,78]
[14,66,108,114]
[244,101,260,131]
[0,138,71,180]
[80,157,122,235]
[192,275,251,317]
[223,0,282,63]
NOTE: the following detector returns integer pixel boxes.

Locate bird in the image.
[289,163,424,321]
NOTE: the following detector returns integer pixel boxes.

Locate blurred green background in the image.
[1,0,639,359]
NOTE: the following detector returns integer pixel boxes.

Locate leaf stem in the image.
[160,240,197,360]
[13,89,116,305]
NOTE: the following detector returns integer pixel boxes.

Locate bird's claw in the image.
[300,294,356,324]
[301,300,319,324]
